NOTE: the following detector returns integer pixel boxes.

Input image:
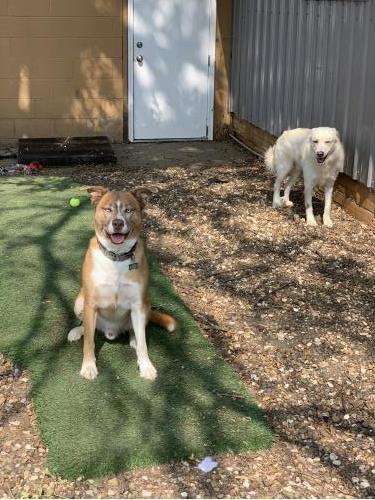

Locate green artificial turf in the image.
[0,176,273,479]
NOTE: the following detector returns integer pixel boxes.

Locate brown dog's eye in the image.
[124,208,133,214]
[103,207,112,213]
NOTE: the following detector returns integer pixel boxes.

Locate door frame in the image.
[127,0,217,142]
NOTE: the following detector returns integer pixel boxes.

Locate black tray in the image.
[18,136,117,166]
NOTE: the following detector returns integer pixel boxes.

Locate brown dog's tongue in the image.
[110,233,125,245]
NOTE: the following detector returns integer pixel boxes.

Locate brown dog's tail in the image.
[149,310,177,332]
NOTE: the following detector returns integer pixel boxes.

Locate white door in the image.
[128,0,216,141]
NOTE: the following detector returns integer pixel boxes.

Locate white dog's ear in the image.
[334,129,340,141]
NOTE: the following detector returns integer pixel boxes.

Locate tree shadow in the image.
[264,404,375,498]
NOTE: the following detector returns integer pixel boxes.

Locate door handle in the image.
[136,55,143,63]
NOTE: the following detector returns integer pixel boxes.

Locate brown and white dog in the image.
[68,186,176,380]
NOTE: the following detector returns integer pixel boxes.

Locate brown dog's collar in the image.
[97,238,137,262]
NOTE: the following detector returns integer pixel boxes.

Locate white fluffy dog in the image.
[265,127,344,227]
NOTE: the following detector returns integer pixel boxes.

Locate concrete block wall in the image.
[0,0,123,144]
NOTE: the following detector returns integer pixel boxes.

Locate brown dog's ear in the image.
[82,185,108,205]
[131,187,154,210]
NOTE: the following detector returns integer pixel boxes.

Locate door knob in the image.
[136,55,143,63]
[136,41,143,48]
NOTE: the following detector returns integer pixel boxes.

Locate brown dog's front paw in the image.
[139,360,157,380]
[80,360,98,380]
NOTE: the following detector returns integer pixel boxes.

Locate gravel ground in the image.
[1,140,374,498]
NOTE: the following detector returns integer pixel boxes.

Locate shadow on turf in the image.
[75,263,270,476]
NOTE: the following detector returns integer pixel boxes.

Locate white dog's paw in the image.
[139,360,157,380]
[68,326,83,342]
[282,199,294,207]
[80,360,98,380]
[323,217,333,228]
[272,200,283,209]
[104,330,118,341]
[306,217,318,226]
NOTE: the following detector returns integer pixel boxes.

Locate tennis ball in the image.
[69,197,80,208]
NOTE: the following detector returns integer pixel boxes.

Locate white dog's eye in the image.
[325,140,332,144]
[312,140,318,143]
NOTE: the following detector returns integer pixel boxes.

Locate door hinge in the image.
[206,125,209,137]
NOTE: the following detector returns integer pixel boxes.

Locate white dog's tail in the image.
[264,146,276,174]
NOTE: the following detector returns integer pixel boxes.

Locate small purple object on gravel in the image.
[197,456,218,473]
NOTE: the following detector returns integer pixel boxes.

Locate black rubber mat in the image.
[18,136,116,166]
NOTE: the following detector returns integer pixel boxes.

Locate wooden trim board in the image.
[213,0,233,140]
[333,174,375,226]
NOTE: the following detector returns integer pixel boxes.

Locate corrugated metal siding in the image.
[231,0,375,188]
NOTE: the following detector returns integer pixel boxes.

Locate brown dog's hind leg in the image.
[67,325,83,342]
[68,290,84,342]
[74,289,84,320]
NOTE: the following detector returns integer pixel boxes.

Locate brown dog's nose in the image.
[112,218,124,231]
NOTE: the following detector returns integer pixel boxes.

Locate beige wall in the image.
[0,0,124,144]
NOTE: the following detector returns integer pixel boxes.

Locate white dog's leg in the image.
[272,173,284,208]
[304,183,317,226]
[323,183,334,227]
[282,167,299,207]
[131,308,157,380]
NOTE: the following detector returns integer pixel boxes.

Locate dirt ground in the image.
[1,140,374,499]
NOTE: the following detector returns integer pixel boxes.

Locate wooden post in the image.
[214,0,233,140]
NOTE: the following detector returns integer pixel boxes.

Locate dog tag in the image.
[129,262,138,271]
